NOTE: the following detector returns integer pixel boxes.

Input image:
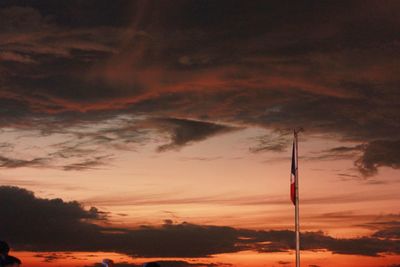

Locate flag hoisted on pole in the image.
[291,129,301,267]
[290,140,296,205]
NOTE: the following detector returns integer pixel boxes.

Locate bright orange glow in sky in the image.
[12,251,400,267]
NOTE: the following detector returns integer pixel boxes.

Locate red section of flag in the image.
[291,141,296,205]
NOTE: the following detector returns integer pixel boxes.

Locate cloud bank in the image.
[1,186,398,258]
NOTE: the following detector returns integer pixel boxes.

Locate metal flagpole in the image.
[294,129,301,267]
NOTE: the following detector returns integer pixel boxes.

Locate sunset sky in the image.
[0,1,399,266]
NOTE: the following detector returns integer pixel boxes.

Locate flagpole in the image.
[294,129,300,267]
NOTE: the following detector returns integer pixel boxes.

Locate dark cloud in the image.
[373,226,400,240]
[355,140,400,176]
[0,186,107,252]
[1,186,399,258]
[147,118,239,152]
[0,0,134,28]
[371,220,400,240]
[0,1,399,176]
[34,252,80,263]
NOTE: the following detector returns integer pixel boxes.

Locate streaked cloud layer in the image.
[1,0,399,175]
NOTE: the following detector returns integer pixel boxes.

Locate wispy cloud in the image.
[0,155,50,168]
[0,116,238,170]
[249,130,292,153]
[62,155,113,171]
[83,190,399,207]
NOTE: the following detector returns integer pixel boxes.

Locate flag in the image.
[291,140,296,205]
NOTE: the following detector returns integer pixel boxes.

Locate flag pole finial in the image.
[294,127,304,135]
